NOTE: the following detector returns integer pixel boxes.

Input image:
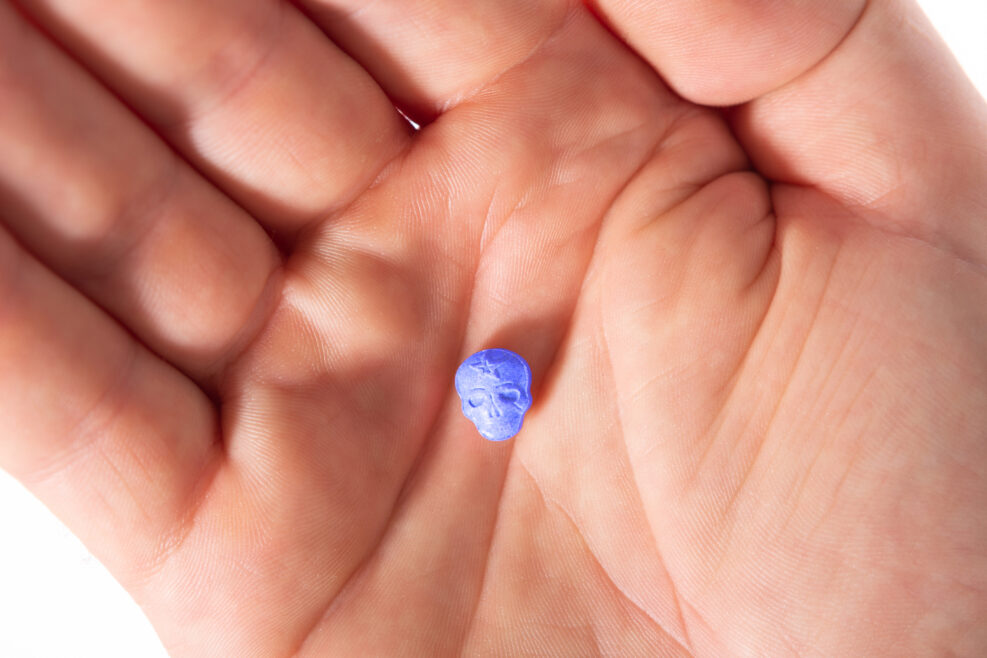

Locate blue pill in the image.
[455,348,532,441]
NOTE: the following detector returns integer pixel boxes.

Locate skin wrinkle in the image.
[289,137,417,252]
[18,338,141,488]
[739,215,779,294]
[517,460,692,656]
[619,189,777,497]
[837,206,987,277]
[208,261,286,392]
[692,339,792,587]
[272,118,414,240]
[826,143,987,269]
[433,3,579,115]
[773,280,873,502]
[594,118,784,658]
[682,242,841,588]
[617,208,774,413]
[154,0,288,132]
[577,107,684,284]
[93,434,153,523]
[285,403,452,658]
[302,0,579,123]
[809,262,984,381]
[716,243,841,523]
[599,301,694,656]
[776,364,877,539]
[456,443,514,656]
[134,442,225,591]
[803,408,878,544]
[692,239,779,485]
[276,130,326,192]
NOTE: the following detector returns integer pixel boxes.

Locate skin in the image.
[0,0,985,655]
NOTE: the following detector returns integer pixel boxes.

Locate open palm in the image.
[2,0,985,655]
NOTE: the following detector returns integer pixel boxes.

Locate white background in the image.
[2,2,986,656]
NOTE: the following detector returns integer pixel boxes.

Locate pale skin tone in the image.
[0,0,985,654]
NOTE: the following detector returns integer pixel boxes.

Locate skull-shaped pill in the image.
[455,348,532,441]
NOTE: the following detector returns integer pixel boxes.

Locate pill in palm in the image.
[455,348,532,441]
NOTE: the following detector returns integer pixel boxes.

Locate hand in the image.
[2,0,985,655]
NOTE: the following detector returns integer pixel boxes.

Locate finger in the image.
[0,225,218,586]
[589,0,867,107]
[296,0,571,119]
[730,0,987,260]
[0,3,279,381]
[590,0,987,260]
[18,0,411,238]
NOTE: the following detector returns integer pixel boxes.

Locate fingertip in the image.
[591,0,867,106]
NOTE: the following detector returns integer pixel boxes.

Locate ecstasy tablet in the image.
[455,348,532,441]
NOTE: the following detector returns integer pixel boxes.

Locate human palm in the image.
[2,0,985,655]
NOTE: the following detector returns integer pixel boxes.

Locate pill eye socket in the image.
[467,390,488,408]
[498,387,521,404]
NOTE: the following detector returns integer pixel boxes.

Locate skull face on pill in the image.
[455,349,532,441]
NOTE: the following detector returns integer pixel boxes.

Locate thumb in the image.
[591,0,987,262]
